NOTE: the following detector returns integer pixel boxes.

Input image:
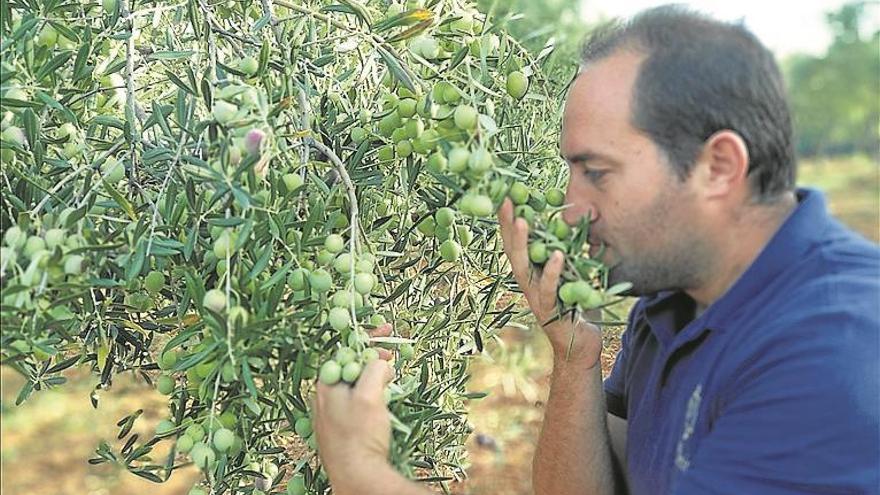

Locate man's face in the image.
[560,50,709,295]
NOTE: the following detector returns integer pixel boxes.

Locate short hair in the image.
[580,4,796,201]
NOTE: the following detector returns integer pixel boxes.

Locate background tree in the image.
[784,1,880,158]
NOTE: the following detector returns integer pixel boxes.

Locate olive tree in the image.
[0,0,622,493]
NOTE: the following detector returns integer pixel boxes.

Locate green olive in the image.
[212,428,235,452]
[309,269,333,292]
[506,71,529,100]
[144,270,165,293]
[397,98,417,118]
[319,360,342,385]
[456,226,474,246]
[328,307,351,331]
[335,346,357,366]
[509,182,530,205]
[416,216,436,236]
[189,442,216,470]
[546,187,565,207]
[404,119,424,139]
[461,194,494,218]
[287,268,309,290]
[426,151,447,173]
[324,234,345,254]
[283,173,304,192]
[157,374,175,395]
[44,228,66,250]
[63,254,84,275]
[467,148,493,174]
[440,239,461,262]
[354,272,375,294]
[399,343,415,360]
[342,361,362,382]
[377,144,395,161]
[350,126,368,144]
[453,104,478,130]
[447,147,470,173]
[316,249,335,265]
[177,435,194,454]
[101,157,125,184]
[435,207,456,227]
[212,100,238,125]
[529,242,548,264]
[155,419,176,436]
[287,475,306,495]
[186,423,206,441]
[294,417,313,437]
[395,139,413,158]
[333,253,353,273]
[159,350,178,370]
[203,289,227,312]
[514,204,536,224]
[239,56,259,76]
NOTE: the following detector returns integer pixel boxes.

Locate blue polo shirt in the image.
[604,188,880,494]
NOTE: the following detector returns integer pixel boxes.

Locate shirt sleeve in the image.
[604,300,642,420]
[673,310,880,495]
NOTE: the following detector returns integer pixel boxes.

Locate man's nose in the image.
[561,190,599,226]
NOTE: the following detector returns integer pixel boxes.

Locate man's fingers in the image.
[500,202,533,287]
[497,198,514,249]
[537,250,564,324]
[498,198,543,315]
[498,200,525,278]
[316,380,350,411]
[352,360,393,403]
[366,323,395,360]
[368,323,392,338]
[312,389,321,417]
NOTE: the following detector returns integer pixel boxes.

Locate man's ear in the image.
[691,130,749,199]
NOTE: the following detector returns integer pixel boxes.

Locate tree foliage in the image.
[784,1,880,158]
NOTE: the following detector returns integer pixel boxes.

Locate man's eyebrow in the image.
[559,149,619,166]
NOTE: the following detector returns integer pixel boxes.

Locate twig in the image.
[305,136,360,330]
[258,0,284,44]
[122,0,141,191]
[197,0,261,48]
[274,0,420,85]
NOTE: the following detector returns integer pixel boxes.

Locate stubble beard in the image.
[604,186,709,298]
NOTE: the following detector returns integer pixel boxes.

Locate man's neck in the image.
[687,192,799,310]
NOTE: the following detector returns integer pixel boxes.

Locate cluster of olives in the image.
[1,218,89,307]
[340,8,532,266]
[152,413,243,472]
[508,181,606,311]
[317,345,379,386]
[415,206,475,262]
[208,83,276,178]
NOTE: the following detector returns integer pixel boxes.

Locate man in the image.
[313,5,880,495]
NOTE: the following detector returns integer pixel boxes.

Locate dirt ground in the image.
[1,156,877,495]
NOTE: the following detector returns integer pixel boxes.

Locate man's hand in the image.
[313,324,398,494]
[497,198,603,367]
[313,324,432,495]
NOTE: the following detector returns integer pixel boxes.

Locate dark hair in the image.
[580,5,796,201]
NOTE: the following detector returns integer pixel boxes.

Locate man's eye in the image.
[584,168,607,181]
